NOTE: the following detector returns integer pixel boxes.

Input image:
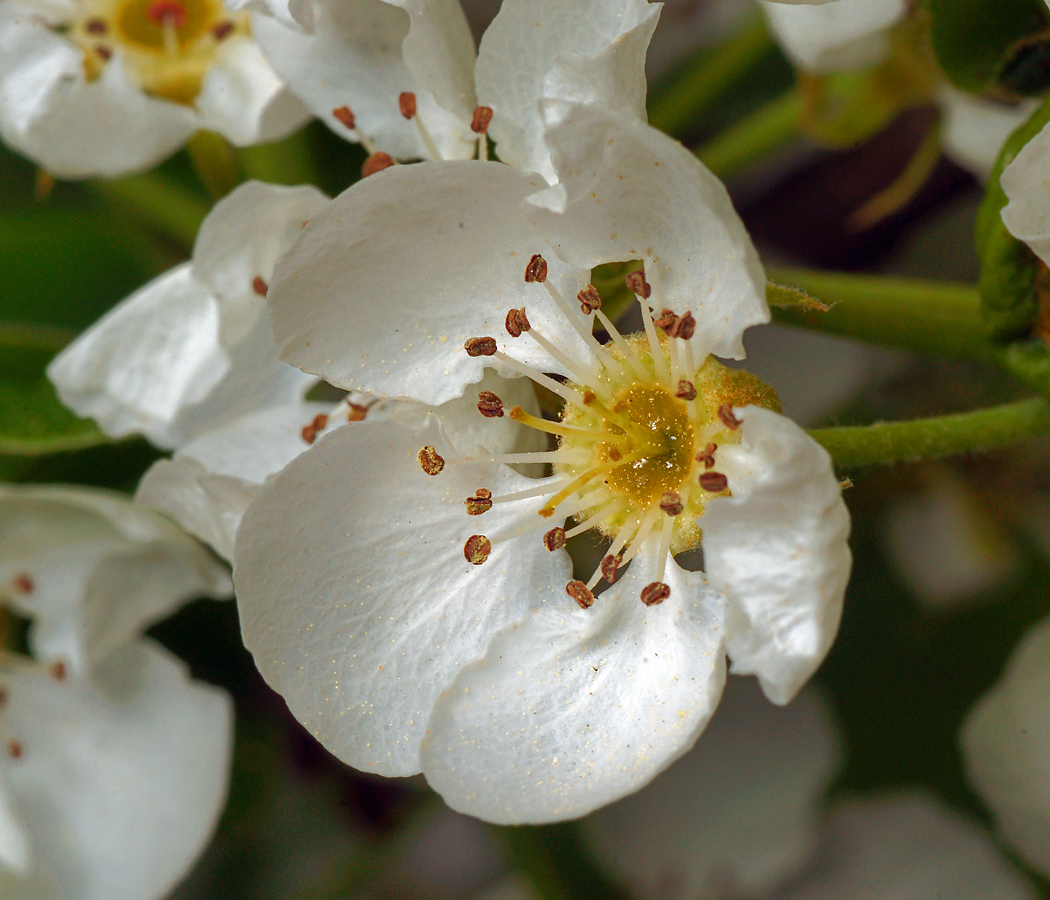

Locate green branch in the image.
[695,90,801,179]
[810,397,1050,468]
[89,172,208,250]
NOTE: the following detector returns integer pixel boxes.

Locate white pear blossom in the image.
[233,94,850,823]
[1000,116,1050,266]
[962,615,1050,879]
[0,0,309,178]
[0,484,233,900]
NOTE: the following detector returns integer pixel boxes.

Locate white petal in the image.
[474,0,659,183]
[0,768,29,874]
[195,38,310,145]
[530,104,768,361]
[0,640,233,900]
[269,160,589,405]
[234,417,570,777]
[759,0,905,73]
[0,9,195,177]
[583,679,841,900]
[250,0,474,160]
[774,792,1036,900]
[420,543,728,824]
[1001,118,1050,268]
[0,485,231,676]
[938,88,1035,182]
[962,616,1050,877]
[227,0,314,31]
[701,406,851,705]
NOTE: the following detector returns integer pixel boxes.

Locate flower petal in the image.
[529,104,768,361]
[420,542,728,824]
[234,416,569,777]
[268,160,588,405]
[0,640,232,900]
[250,0,475,160]
[227,0,314,32]
[0,8,195,177]
[701,406,850,705]
[0,485,231,676]
[1001,118,1050,268]
[938,88,1035,183]
[758,0,905,72]
[582,679,841,900]
[474,0,659,183]
[195,38,310,145]
[962,616,1050,878]
[775,793,1037,900]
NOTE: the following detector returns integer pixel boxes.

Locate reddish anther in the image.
[699,471,729,492]
[543,527,566,551]
[465,492,493,515]
[566,580,595,609]
[696,442,717,469]
[659,491,683,516]
[399,92,417,119]
[675,379,696,401]
[49,661,67,681]
[332,106,356,130]
[577,285,602,313]
[717,403,742,430]
[600,553,623,584]
[625,269,651,299]
[640,582,670,606]
[251,276,268,296]
[464,336,497,357]
[477,391,504,418]
[12,573,33,594]
[85,17,108,33]
[418,445,445,475]
[524,254,548,283]
[95,45,112,59]
[505,307,531,337]
[211,19,234,39]
[362,152,395,177]
[6,740,23,760]
[464,534,492,565]
[471,106,494,134]
[346,403,368,422]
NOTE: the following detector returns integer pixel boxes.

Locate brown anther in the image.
[566,580,595,609]
[418,445,445,475]
[471,105,493,134]
[475,488,492,500]
[251,275,268,296]
[505,307,531,337]
[653,308,676,331]
[577,285,602,313]
[465,493,493,515]
[600,553,623,584]
[625,269,651,299]
[465,336,498,357]
[675,379,696,401]
[12,574,33,594]
[671,312,695,340]
[398,91,417,119]
[583,389,597,405]
[699,471,728,493]
[717,403,742,430]
[346,403,368,422]
[300,413,329,445]
[640,582,671,606]
[696,442,717,469]
[659,491,683,516]
[477,390,504,418]
[332,105,356,130]
[49,660,67,682]
[211,19,234,39]
[362,152,395,177]
[95,45,112,60]
[464,534,492,565]
[524,254,548,283]
[608,446,622,461]
[85,17,108,33]
[543,527,566,551]
[7,740,23,759]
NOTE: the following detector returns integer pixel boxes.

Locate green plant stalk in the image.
[648,15,775,138]
[695,90,801,179]
[810,397,1050,468]
[237,126,321,187]
[89,172,209,250]
[186,130,242,201]
[767,267,993,360]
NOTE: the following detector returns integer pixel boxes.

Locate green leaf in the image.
[766,281,829,312]
[0,325,110,456]
[976,91,1050,341]
[929,0,1050,94]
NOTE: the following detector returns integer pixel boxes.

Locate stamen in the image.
[491,352,588,407]
[564,498,626,538]
[12,574,33,595]
[471,106,493,134]
[577,285,602,313]
[659,491,683,516]
[696,442,717,469]
[654,514,674,585]
[465,489,493,515]
[699,471,729,492]
[540,449,646,519]
[525,324,604,392]
[619,505,661,568]
[463,535,492,565]
[524,254,547,283]
[300,413,328,445]
[346,402,369,422]
[600,553,623,584]
[95,45,113,60]
[211,19,234,39]
[586,511,643,589]
[477,390,504,418]
[566,580,595,609]
[505,308,530,337]
[362,152,396,177]
[418,445,445,475]
[85,17,107,33]
[539,277,625,378]
[332,106,356,130]
[675,379,696,401]
[543,527,566,551]
[509,406,610,441]
[593,308,649,380]
[640,582,670,606]
[464,336,498,357]
[252,276,268,296]
[625,270,651,299]
[398,91,441,159]
[487,449,583,465]
[49,660,67,681]
[6,740,23,760]
[398,91,417,119]
[490,477,572,504]
[718,403,742,430]
[636,295,669,383]
[668,331,681,388]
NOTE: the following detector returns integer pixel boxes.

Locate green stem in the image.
[648,15,775,138]
[695,90,801,179]
[767,266,993,360]
[89,173,209,250]
[237,125,321,187]
[186,130,242,201]
[809,397,1050,468]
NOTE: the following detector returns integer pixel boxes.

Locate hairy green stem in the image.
[89,173,209,249]
[810,397,1050,468]
[767,266,993,360]
[695,90,801,178]
[649,15,775,137]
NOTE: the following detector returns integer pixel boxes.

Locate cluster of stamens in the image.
[331,92,494,177]
[418,254,780,611]
[59,0,245,104]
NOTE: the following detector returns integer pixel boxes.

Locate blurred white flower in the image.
[0,0,309,178]
[0,484,233,900]
[233,96,850,823]
[962,615,1050,879]
[1000,116,1050,265]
